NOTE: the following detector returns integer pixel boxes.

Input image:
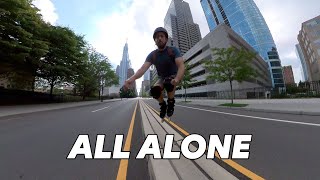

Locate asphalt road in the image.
[1,98,319,180]
[145,99,320,180]
[0,99,148,180]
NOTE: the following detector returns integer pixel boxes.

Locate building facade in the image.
[119,42,131,86]
[127,68,136,93]
[295,44,309,81]
[144,69,150,81]
[282,66,295,85]
[116,65,120,78]
[201,0,284,88]
[140,80,151,97]
[297,15,320,81]
[175,24,272,99]
[164,0,202,55]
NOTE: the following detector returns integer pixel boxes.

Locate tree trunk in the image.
[101,85,104,102]
[98,87,101,101]
[230,80,233,104]
[82,87,86,100]
[32,77,35,92]
[50,82,54,102]
[184,88,187,102]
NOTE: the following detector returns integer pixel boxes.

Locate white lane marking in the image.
[177,105,320,127]
[91,106,110,113]
[0,117,22,123]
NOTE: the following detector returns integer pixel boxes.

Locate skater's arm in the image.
[127,62,151,82]
[173,57,185,84]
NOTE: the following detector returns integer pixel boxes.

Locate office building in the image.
[201,0,284,88]
[165,0,202,55]
[282,66,295,85]
[118,42,131,85]
[175,24,272,99]
[297,15,320,81]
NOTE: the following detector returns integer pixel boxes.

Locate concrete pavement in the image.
[0,99,149,179]
[176,98,320,116]
[0,98,121,118]
[145,99,320,180]
[2,98,319,179]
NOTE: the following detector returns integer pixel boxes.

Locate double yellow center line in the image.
[116,101,138,180]
[144,101,265,180]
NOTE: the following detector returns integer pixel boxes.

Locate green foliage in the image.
[0,0,118,102]
[119,87,136,98]
[37,26,82,96]
[285,84,299,94]
[205,47,257,103]
[181,64,193,89]
[141,91,149,97]
[180,64,194,102]
[219,103,248,107]
[0,0,49,88]
[74,47,118,100]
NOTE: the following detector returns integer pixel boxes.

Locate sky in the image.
[33,0,320,92]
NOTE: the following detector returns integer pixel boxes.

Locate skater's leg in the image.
[166,86,176,117]
[150,81,167,119]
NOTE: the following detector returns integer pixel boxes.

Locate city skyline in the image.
[33,0,320,91]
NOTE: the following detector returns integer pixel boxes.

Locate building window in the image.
[270,61,281,67]
[274,79,284,84]
[272,69,282,74]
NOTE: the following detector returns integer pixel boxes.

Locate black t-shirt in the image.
[145,46,182,78]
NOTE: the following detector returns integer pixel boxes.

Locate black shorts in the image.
[154,75,176,88]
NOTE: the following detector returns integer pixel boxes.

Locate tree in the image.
[74,47,118,100]
[37,26,81,98]
[0,0,49,89]
[205,47,257,104]
[119,87,136,99]
[180,64,194,102]
[286,83,298,95]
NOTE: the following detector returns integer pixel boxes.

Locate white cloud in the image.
[90,0,319,91]
[32,0,58,25]
[254,0,320,83]
[90,0,171,91]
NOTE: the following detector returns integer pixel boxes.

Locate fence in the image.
[175,87,270,99]
[0,88,100,105]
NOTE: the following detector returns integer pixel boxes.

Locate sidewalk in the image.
[176,98,320,116]
[0,99,121,118]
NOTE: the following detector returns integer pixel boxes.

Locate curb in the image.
[217,106,320,116]
[0,99,122,118]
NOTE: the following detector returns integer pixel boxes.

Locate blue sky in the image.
[53,0,121,37]
[52,0,130,67]
[33,0,320,90]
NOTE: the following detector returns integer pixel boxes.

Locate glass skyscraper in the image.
[201,0,284,88]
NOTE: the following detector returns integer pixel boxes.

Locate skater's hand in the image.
[171,78,179,86]
[124,79,133,90]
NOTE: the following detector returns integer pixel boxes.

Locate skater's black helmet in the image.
[153,27,168,40]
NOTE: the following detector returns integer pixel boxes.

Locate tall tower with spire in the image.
[119,42,131,85]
